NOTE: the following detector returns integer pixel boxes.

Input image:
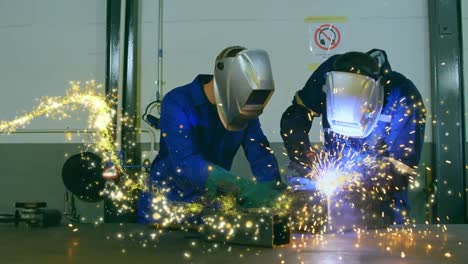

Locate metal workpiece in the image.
[202,209,290,248]
[289,189,392,234]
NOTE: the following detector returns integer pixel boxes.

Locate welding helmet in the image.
[214,46,275,131]
[324,51,383,138]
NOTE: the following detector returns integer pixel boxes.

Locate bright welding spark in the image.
[316,167,347,196]
[0,81,142,211]
[307,148,369,197]
[0,80,119,168]
[292,141,393,235]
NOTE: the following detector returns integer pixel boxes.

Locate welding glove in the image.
[285,175,317,191]
[237,181,287,209]
[284,148,319,192]
[381,157,411,224]
[287,160,312,177]
[205,165,286,208]
[205,165,251,198]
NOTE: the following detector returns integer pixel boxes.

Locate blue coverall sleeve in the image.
[385,82,426,169]
[159,97,213,191]
[280,55,338,164]
[296,55,338,113]
[242,118,280,182]
[380,79,426,221]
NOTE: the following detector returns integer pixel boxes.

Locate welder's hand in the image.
[380,158,412,224]
[374,156,411,192]
[287,161,311,177]
[205,165,251,198]
[237,180,287,208]
[285,175,317,191]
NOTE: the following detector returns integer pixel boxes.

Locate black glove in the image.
[287,160,311,177]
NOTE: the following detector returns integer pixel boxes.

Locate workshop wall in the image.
[140,0,431,143]
[0,0,107,217]
[0,0,107,144]
[0,0,432,143]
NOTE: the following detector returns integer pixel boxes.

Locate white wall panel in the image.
[0,0,431,143]
[138,0,430,142]
[0,0,106,143]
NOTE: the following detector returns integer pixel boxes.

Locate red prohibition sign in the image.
[314,24,341,51]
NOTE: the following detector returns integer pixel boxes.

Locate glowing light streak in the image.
[0,81,143,211]
[0,81,119,168]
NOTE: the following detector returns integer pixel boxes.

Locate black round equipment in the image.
[61,152,105,202]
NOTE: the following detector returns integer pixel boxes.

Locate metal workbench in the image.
[0,223,466,263]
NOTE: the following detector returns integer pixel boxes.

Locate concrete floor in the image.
[0,223,466,264]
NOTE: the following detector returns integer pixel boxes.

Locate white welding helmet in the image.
[323,52,383,138]
[214,46,275,131]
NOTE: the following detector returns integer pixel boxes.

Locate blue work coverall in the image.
[280,49,426,224]
[138,74,280,223]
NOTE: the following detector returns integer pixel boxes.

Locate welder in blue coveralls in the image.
[138,46,284,224]
[280,49,426,224]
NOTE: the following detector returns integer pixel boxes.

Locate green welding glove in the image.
[205,165,287,208]
[238,181,287,209]
[205,165,252,198]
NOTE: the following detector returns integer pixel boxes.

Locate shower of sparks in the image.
[285,144,393,234]
[0,80,142,211]
[147,186,293,241]
[275,122,455,260]
[0,80,118,165]
[143,141,392,241]
[308,148,372,197]
[315,166,346,196]
[1,83,458,261]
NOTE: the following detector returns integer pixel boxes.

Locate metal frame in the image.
[428,0,466,223]
[105,0,121,140]
[122,0,141,169]
[104,0,122,223]
[105,0,141,223]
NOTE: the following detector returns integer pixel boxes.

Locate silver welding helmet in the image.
[214,47,275,131]
[324,52,383,138]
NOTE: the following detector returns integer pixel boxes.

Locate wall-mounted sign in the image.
[314,24,341,51]
[305,16,348,60]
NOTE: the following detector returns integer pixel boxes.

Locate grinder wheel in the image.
[62,152,105,202]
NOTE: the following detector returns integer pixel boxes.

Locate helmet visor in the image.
[324,71,383,138]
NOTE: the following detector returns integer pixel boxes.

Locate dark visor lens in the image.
[246,90,271,105]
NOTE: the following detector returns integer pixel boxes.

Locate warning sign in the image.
[306,16,347,59]
[314,24,341,51]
